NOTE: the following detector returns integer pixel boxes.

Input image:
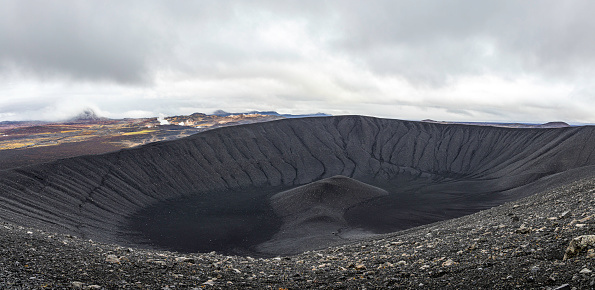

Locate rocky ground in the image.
[1,177,594,289]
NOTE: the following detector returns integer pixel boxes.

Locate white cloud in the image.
[0,0,594,123]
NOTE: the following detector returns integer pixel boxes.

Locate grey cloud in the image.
[0,1,175,84]
[330,0,595,85]
[0,102,47,115]
[445,108,473,117]
[3,0,595,87]
[0,1,319,84]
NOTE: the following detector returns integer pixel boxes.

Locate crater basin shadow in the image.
[126,187,283,257]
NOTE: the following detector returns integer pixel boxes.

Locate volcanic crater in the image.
[2,115,595,258]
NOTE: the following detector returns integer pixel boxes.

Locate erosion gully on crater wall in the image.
[1,115,595,257]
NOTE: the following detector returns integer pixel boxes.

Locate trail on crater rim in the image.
[1,116,595,255]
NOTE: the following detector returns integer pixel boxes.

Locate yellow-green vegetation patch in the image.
[0,141,36,150]
[121,129,156,136]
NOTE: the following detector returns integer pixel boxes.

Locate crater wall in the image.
[1,116,594,247]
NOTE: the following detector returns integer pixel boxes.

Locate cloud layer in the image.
[1,0,594,123]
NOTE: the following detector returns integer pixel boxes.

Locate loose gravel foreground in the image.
[2,177,594,289]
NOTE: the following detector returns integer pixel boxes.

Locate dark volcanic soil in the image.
[0,138,123,170]
[1,116,595,288]
[1,175,593,289]
[128,187,283,256]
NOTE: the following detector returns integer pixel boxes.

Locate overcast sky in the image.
[1,0,595,123]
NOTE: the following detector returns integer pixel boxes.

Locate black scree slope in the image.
[1,115,595,256]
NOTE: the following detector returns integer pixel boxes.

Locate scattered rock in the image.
[530,266,540,273]
[467,242,478,251]
[580,268,592,274]
[579,215,593,223]
[175,257,194,263]
[547,274,557,283]
[71,281,84,288]
[516,224,532,234]
[559,211,571,219]
[105,254,120,264]
[147,259,167,266]
[564,235,595,260]
[552,283,571,290]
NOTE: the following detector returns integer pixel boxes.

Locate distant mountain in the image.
[69,109,108,122]
[211,110,232,116]
[212,110,331,118]
[422,119,571,128]
[540,121,571,128]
